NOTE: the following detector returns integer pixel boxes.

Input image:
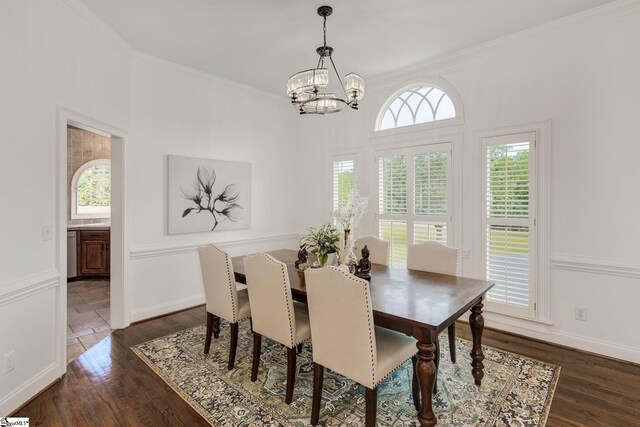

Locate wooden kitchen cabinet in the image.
[77,230,110,277]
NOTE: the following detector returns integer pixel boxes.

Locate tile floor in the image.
[67,279,112,363]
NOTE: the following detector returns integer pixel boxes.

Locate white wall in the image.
[0,0,301,415]
[2,0,639,417]
[297,3,640,362]
[126,54,300,321]
[0,0,130,416]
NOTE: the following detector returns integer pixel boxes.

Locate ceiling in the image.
[80,0,615,96]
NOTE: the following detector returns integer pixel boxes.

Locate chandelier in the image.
[287,6,365,115]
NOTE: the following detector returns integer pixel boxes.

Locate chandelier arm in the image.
[329,55,349,102]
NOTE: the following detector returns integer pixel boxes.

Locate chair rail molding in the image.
[129,234,302,260]
[0,269,60,307]
[551,254,640,279]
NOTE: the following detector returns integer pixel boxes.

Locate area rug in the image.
[131,320,559,426]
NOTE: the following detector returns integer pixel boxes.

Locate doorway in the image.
[56,107,128,372]
[66,126,112,362]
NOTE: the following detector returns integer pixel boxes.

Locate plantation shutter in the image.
[332,158,355,213]
[377,144,451,267]
[414,150,449,244]
[378,154,408,265]
[482,132,536,317]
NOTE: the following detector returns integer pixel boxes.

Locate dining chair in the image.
[407,241,459,364]
[305,266,419,426]
[243,253,311,404]
[198,244,251,370]
[354,235,390,266]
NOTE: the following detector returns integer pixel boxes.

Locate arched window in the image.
[71,159,111,219]
[376,84,459,131]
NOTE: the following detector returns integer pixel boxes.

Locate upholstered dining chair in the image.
[407,241,459,364]
[243,253,311,404]
[355,235,390,266]
[198,244,251,370]
[305,266,419,426]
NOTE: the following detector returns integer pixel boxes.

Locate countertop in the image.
[67,223,111,231]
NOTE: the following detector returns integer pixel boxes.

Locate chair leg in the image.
[365,387,378,427]
[285,347,297,404]
[228,322,239,370]
[448,323,456,363]
[434,337,440,395]
[204,312,214,354]
[297,342,303,354]
[411,355,420,411]
[213,314,220,339]
[251,332,262,382]
[310,363,324,426]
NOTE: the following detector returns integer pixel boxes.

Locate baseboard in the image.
[548,330,640,364]
[0,363,59,417]
[475,316,640,364]
[129,294,205,323]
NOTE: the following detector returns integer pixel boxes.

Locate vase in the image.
[318,252,328,267]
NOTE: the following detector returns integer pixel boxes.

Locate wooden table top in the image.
[232,249,494,334]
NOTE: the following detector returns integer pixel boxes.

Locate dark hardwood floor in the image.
[15,306,640,426]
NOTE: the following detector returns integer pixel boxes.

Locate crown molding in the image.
[368,0,640,89]
[53,0,132,61]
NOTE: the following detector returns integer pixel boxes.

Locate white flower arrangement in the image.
[332,186,368,232]
[332,186,368,266]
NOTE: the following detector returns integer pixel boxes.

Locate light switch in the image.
[42,224,52,241]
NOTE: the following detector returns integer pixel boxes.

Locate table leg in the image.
[416,337,437,427]
[469,299,485,386]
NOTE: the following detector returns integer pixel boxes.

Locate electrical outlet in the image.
[3,351,15,374]
[575,306,588,321]
[42,224,52,241]
[462,248,471,259]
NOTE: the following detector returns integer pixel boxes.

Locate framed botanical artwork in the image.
[167,155,251,234]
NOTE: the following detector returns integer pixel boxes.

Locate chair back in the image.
[198,244,239,323]
[407,241,458,275]
[244,253,297,348]
[354,235,390,266]
[304,266,377,388]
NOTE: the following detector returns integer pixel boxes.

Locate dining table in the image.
[231,249,494,427]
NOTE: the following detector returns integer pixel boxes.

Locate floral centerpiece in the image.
[300,223,341,267]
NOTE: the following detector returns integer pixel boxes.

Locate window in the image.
[377,85,456,131]
[71,159,111,219]
[482,132,536,317]
[331,157,355,213]
[377,144,451,266]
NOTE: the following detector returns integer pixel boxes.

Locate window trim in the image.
[372,78,464,138]
[473,121,550,323]
[71,158,111,219]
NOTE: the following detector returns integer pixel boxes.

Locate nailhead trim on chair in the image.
[330,267,376,388]
[260,253,296,348]
[376,354,417,386]
[209,244,240,323]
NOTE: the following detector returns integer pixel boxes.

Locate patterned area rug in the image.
[131,320,559,426]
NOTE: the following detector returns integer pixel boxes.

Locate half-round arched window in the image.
[376,83,460,131]
[71,159,111,219]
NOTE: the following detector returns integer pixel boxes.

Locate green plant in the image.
[300,223,341,267]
